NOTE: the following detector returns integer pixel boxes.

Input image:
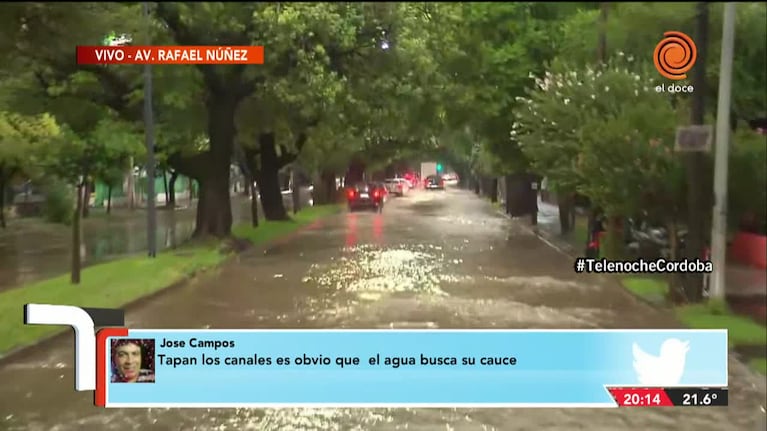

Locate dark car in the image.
[347,182,385,212]
[424,175,444,190]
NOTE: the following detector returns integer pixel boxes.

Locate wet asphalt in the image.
[0,188,765,430]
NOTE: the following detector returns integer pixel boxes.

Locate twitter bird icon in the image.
[632,338,690,386]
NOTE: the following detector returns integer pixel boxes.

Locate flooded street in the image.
[1,189,765,430]
[0,208,198,290]
[0,193,307,291]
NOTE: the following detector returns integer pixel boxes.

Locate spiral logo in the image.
[654,31,697,81]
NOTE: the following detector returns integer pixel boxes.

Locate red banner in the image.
[607,387,674,407]
[76,46,264,65]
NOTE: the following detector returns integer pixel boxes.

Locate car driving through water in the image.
[424,175,444,190]
[346,182,386,212]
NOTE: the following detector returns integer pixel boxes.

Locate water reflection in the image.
[373,213,384,244]
[345,213,358,247]
[0,212,198,292]
[0,192,314,291]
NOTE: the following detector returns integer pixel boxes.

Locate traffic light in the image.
[436,163,443,172]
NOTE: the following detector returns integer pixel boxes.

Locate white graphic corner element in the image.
[24,304,96,391]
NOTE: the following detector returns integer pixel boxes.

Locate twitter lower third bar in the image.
[91,329,727,407]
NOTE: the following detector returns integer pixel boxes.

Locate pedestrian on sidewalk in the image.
[586,208,606,258]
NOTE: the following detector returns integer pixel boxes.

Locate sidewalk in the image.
[535,199,767,299]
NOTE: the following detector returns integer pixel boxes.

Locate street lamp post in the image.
[709,3,737,299]
[143,1,157,258]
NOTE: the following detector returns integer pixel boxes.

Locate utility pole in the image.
[709,3,737,300]
[585,2,608,254]
[143,1,157,258]
[681,2,710,303]
[127,156,135,210]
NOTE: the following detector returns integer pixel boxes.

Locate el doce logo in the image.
[653,31,697,80]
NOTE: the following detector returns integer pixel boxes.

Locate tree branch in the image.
[155,3,222,92]
[167,151,208,179]
[156,3,259,98]
[79,65,140,119]
[33,58,142,122]
[276,132,310,166]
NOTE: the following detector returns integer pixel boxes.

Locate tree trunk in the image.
[0,176,6,228]
[106,185,112,215]
[244,177,252,197]
[193,174,232,237]
[680,2,710,304]
[490,178,498,203]
[71,183,84,284]
[597,3,608,63]
[81,180,90,218]
[167,170,178,208]
[312,169,337,205]
[168,95,237,238]
[291,168,301,214]
[191,91,237,237]
[530,176,539,226]
[558,193,574,235]
[504,175,513,215]
[188,177,194,205]
[323,170,337,203]
[250,176,259,227]
[569,204,576,233]
[162,170,169,207]
[257,132,289,220]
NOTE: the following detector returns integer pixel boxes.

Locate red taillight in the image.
[347,190,355,199]
[373,190,380,198]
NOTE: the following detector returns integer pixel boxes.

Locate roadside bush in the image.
[514,56,685,257]
[43,181,73,225]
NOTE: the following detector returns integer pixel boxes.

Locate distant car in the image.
[403,172,419,189]
[384,178,410,196]
[373,182,389,201]
[347,182,385,212]
[441,173,459,187]
[424,175,444,190]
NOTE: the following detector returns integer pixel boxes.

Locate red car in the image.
[347,182,386,212]
[403,172,419,189]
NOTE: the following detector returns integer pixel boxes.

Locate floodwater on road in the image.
[0,188,765,430]
[0,207,198,290]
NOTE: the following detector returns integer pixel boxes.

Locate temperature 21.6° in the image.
[665,388,728,406]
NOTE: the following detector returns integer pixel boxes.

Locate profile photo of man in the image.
[111,338,156,383]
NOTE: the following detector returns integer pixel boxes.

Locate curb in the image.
[0,207,343,363]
